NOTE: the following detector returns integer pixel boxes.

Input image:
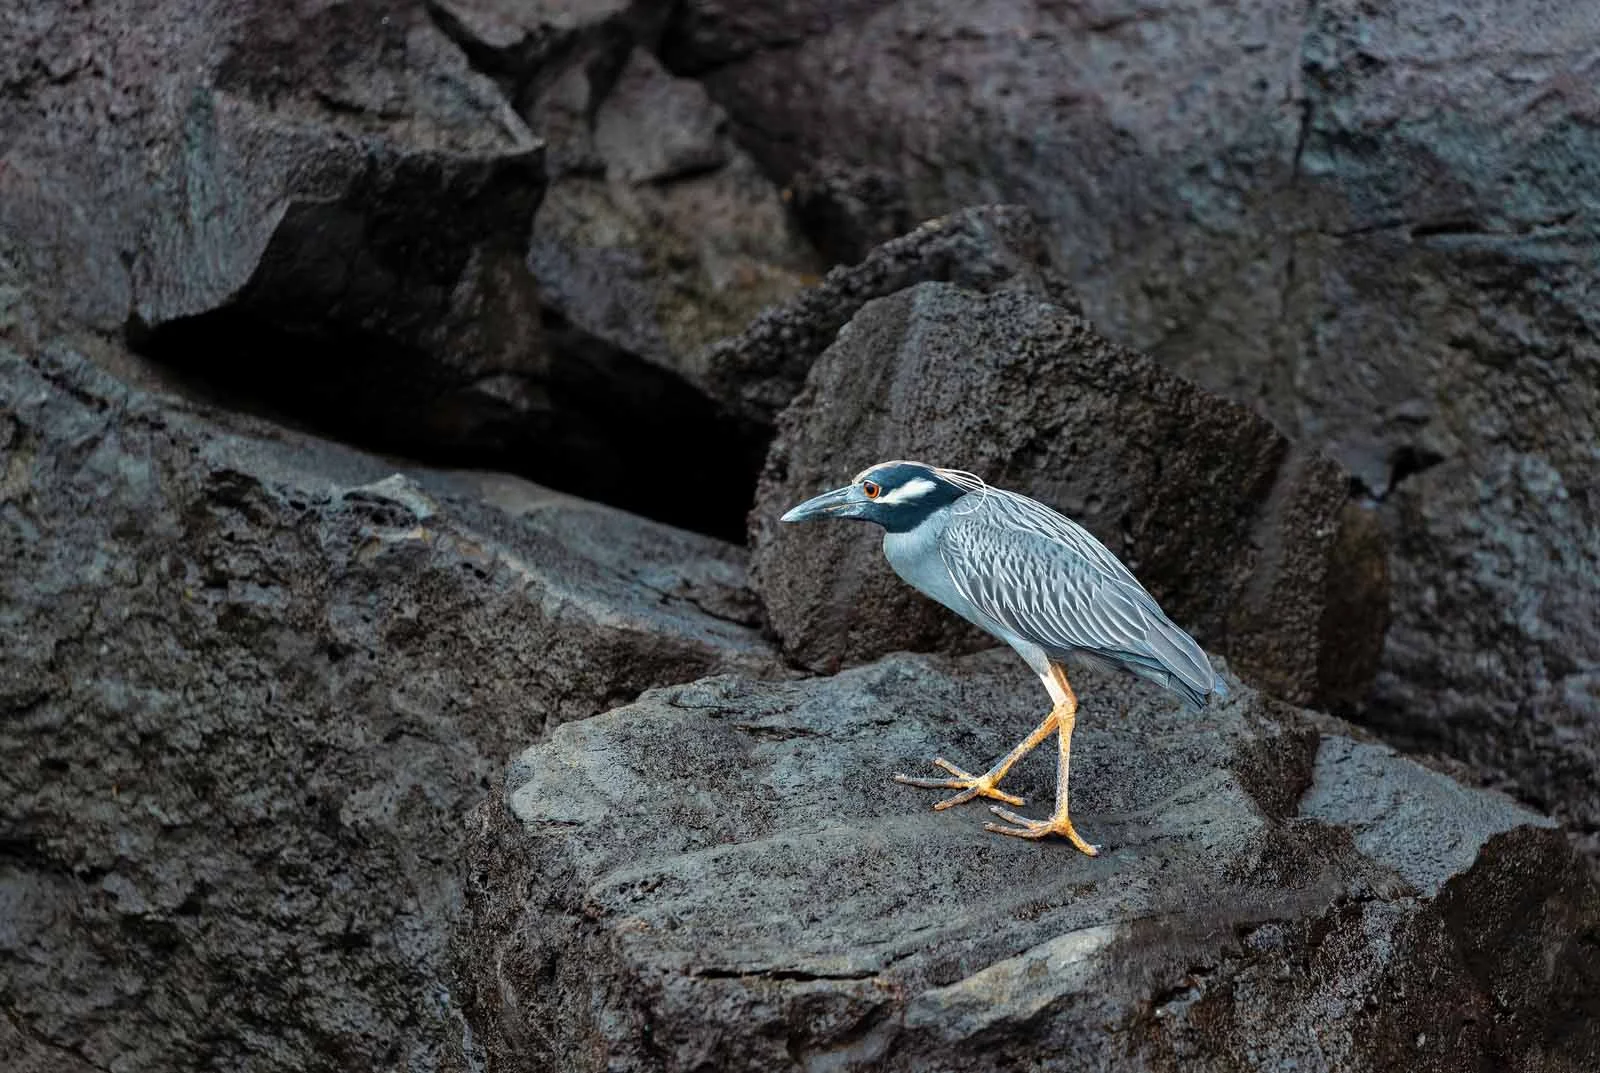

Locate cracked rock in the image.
[460,650,1600,1072]
[0,0,782,540]
[3,0,551,457]
[751,283,1387,710]
[0,339,779,1073]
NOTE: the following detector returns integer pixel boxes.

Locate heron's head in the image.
[779,460,981,533]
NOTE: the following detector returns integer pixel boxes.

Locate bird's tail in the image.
[1143,613,1226,711]
[1134,664,1209,711]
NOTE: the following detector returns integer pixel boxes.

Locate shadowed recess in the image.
[126,307,768,543]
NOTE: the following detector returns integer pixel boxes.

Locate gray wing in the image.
[938,488,1218,707]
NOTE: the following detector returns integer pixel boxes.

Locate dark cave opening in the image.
[126,306,768,545]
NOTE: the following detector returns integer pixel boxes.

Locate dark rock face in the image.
[5,0,1596,1067]
[513,36,819,538]
[784,159,915,266]
[752,284,1387,711]
[3,0,548,454]
[526,44,819,381]
[461,651,1600,1072]
[432,0,822,391]
[699,203,1081,428]
[0,341,778,1073]
[670,0,1600,851]
[422,0,822,537]
[0,0,777,542]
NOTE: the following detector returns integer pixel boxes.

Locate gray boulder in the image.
[751,283,1387,711]
[665,0,1600,853]
[698,203,1082,428]
[460,650,1599,1072]
[0,339,778,1073]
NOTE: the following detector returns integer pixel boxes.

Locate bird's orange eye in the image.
[862,480,881,499]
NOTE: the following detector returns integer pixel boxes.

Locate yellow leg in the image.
[984,665,1101,856]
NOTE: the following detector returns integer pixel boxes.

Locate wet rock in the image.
[0,339,778,1073]
[460,650,1599,1072]
[668,0,1600,850]
[699,203,1081,428]
[752,283,1386,711]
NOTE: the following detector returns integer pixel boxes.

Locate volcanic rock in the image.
[751,283,1386,710]
[425,4,821,534]
[0,339,777,1073]
[698,203,1081,428]
[525,45,820,383]
[460,650,1599,1072]
[3,0,550,456]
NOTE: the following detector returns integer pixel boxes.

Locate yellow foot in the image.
[893,757,1025,810]
[984,806,1101,856]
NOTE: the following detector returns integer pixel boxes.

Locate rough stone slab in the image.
[751,283,1387,710]
[461,651,1598,1072]
[696,203,1081,428]
[0,340,779,1073]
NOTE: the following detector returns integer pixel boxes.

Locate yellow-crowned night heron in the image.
[781,460,1226,855]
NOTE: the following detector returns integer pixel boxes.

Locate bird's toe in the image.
[893,761,1025,809]
[985,805,1040,830]
[984,806,1101,855]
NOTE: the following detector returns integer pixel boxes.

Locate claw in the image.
[893,758,1025,809]
[984,805,1101,856]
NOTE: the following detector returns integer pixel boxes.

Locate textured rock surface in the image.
[671,0,1600,851]
[433,0,820,383]
[6,0,1597,1067]
[421,2,821,536]
[526,44,819,381]
[1,0,794,540]
[0,340,778,1073]
[752,284,1387,710]
[461,650,1600,1072]
[3,0,549,454]
[699,203,1081,428]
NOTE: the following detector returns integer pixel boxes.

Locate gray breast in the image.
[881,509,1053,675]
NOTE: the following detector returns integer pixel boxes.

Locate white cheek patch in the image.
[879,477,937,505]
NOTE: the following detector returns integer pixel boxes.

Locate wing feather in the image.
[939,488,1218,706]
